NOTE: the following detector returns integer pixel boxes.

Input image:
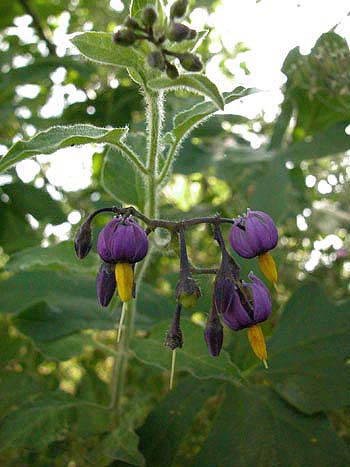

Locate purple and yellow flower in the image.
[97,216,148,303]
[222,272,271,366]
[229,210,278,285]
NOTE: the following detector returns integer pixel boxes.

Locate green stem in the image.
[112,141,148,175]
[111,89,162,417]
[158,138,179,185]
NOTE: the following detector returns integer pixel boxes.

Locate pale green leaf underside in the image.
[0,124,127,173]
[148,74,225,110]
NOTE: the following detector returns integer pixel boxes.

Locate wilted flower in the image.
[204,305,223,357]
[229,210,278,284]
[97,216,148,302]
[165,303,183,350]
[96,262,116,307]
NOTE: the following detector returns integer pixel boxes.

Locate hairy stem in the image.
[111,89,162,417]
[158,139,179,185]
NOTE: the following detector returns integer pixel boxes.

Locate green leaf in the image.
[193,386,349,467]
[148,74,224,110]
[102,147,145,208]
[36,332,94,361]
[0,124,127,173]
[139,377,218,467]
[1,181,65,224]
[0,373,44,417]
[170,87,253,142]
[12,300,116,342]
[258,283,350,414]
[71,32,146,82]
[131,320,243,384]
[165,30,208,54]
[278,122,350,161]
[0,392,82,452]
[87,426,145,467]
[5,241,99,274]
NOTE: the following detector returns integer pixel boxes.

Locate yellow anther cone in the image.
[115,262,133,303]
[258,252,278,285]
[247,324,268,368]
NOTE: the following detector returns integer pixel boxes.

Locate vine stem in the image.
[111,89,163,416]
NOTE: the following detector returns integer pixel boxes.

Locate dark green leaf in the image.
[139,377,218,467]
[102,147,145,208]
[193,386,349,467]
[259,283,350,414]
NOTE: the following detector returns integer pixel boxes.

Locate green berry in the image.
[179,52,203,71]
[170,0,188,19]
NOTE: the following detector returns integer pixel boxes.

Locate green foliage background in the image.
[0,0,349,466]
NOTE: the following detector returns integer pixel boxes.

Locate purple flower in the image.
[204,306,223,357]
[97,217,148,264]
[96,262,116,307]
[229,210,278,259]
[222,272,271,331]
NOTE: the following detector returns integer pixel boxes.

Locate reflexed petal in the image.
[229,218,257,258]
[245,210,278,254]
[245,272,272,323]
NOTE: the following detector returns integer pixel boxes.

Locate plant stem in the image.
[158,139,179,185]
[111,89,162,417]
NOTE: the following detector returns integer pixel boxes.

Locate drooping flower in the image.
[222,272,271,331]
[229,210,278,284]
[204,305,223,357]
[97,216,148,302]
[222,272,271,367]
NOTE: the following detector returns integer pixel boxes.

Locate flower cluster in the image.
[112,0,203,79]
[75,207,278,376]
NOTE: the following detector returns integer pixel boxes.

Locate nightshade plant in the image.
[74,0,280,387]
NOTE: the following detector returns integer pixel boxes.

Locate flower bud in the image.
[124,16,140,30]
[175,275,201,308]
[179,52,203,71]
[96,262,116,307]
[74,220,92,259]
[165,303,183,350]
[204,306,223,357]
[147,50,166,70]
[170,0,188,19]
[112,28,138,46]
[142,5,158,27]
[165,61,179,79]
[188,29,196,39]
[167,23,191,42]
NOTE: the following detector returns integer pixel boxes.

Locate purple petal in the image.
[245,272,272,323]
[229,218,256,258]
[245,210,278,254]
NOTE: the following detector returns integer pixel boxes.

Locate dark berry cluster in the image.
[112,0,203,79]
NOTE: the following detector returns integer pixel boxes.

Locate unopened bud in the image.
[179,52,203,71]
[170,0,188,19]
[167,23,191,42]
[175,276,201,308]
[204,307,223,357]
[147,50,166,70]
[96,262,116,307]
[74,220,92,259]
[112,28,138,46]
[124,16,140,30]
[165,60,179,79]
[142,5,157,27]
